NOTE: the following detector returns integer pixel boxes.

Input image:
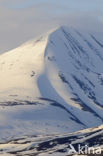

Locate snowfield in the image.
[0,124,103,155]
[0,26,103,155]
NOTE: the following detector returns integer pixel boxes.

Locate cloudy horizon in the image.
[0,0,103,53]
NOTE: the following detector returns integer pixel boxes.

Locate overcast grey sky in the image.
[0,0,103,53]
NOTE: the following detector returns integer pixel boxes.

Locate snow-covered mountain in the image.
[0,26,103,141]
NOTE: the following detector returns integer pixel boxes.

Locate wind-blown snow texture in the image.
[0,26,103,141]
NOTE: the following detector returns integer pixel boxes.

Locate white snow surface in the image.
[0,26,103,140]
[0,124,103,156]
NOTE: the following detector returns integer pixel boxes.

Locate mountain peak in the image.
[0,26,103,137]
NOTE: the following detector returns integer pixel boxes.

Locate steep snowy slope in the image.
[0,26,103,140]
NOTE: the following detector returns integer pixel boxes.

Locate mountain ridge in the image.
[0,26,103,140]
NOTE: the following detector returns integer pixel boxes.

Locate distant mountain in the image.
[0,26,103,141]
